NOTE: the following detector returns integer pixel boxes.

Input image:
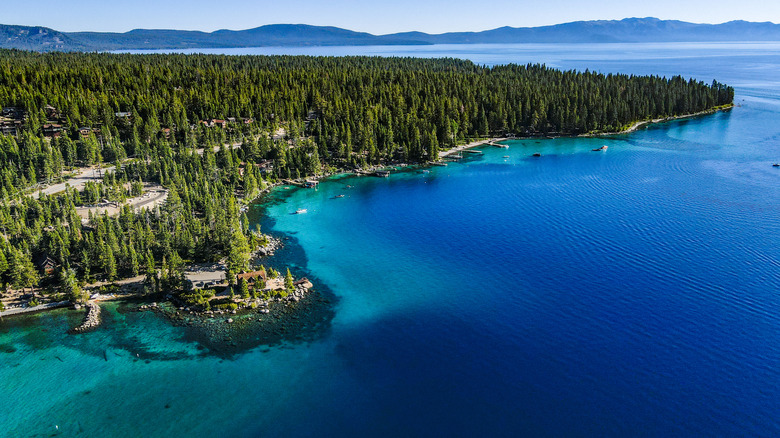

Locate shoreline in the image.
[580,104,734,137]
[0,301,71,318]
[439,137,508,158]
[258,104,735,192]
[0,105,732,321]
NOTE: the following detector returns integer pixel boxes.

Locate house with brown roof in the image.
[237,270,267,284]
[34,255,57,276]
[43,124,63,138]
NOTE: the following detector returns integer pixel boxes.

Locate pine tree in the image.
[285,268,295,295]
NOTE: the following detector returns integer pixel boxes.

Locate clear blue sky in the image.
[4,0,778,34]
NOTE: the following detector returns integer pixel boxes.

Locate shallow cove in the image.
[2,43,780,437]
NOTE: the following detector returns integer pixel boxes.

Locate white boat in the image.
[295,208,308,214]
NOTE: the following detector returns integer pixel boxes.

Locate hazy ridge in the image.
[2,17,780,52]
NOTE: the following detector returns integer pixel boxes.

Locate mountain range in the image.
[2,17,779,52]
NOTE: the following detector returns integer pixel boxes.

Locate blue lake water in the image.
[3,43,780,437]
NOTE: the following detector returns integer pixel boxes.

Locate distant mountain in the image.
[402,18,780,44]
[2,18,779,52]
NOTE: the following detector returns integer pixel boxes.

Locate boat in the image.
[421,170,430,173]
[773,163,780,167]
[295,208,308,214]
[532,153,541,157]
[335,195,345,198]
[503,156,510,158]
[592,145,608,151]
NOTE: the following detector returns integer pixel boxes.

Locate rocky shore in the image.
[71,302,101,334]
[252,236,283,258]
[132,283,332,357]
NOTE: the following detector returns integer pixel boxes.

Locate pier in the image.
[438,137,507,158]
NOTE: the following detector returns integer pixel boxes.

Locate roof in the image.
[34,255,57,271]
[237,270,267,282]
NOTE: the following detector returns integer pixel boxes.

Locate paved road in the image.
[0,301,70,317]
[195,142,242,156]
[30,166,114,199]
[27,139,245,199]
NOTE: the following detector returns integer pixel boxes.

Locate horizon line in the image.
[3,16,778,37]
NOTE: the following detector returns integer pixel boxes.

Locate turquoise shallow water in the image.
[3,43,780,437]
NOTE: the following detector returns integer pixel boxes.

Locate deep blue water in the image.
[3,43,780,437]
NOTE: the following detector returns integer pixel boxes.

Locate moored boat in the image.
[295,208,308,214]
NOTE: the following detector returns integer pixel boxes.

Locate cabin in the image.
[211,119,227,129]
[34,255,57,276]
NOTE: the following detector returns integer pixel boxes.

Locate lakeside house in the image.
[237,270,268,285]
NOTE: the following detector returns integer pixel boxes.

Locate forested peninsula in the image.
[0,50,733,317]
